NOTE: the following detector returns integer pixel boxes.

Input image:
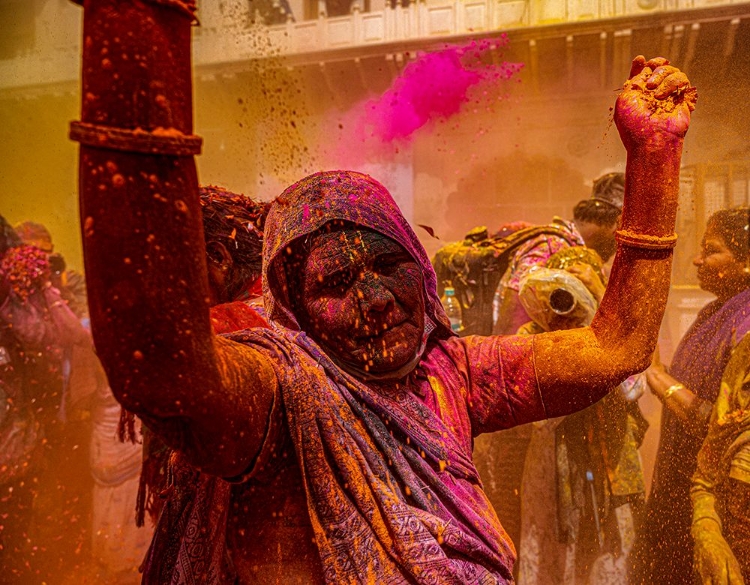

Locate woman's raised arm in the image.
[71,0,275,477]
[534,56,696,415]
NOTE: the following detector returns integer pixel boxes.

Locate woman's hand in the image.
[615,56,696,153]
[646,345,669,398]
[648,344,665,374]
[693,518,745,585]
[567,263,606,304]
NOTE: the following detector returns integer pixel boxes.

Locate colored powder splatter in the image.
[364,37,523,143]
[0,244,50,300]
[322,36,523,168]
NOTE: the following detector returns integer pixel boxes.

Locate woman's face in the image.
[297,227,425,374]
[693,228,749,299]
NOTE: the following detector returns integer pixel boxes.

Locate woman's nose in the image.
[693,254,703,267]
[356,273,393,313]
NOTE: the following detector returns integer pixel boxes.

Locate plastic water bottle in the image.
[441,287,463,333]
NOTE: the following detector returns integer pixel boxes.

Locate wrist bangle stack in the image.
[663,382,684,401]
[615,230,678,250]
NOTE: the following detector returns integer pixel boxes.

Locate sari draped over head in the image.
[228,170,515,583]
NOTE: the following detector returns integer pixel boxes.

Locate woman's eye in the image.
[325,273,350,289]
[375,257,404,274]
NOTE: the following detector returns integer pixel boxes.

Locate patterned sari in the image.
[245,171,523,583]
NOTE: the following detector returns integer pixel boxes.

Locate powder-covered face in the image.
[297,227,425,374]
[694,228,749,300]
[576,220,618,262]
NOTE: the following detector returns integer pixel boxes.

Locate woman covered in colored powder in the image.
[630,208,750,585]
[70,1,695,583]
[0,215,98,580]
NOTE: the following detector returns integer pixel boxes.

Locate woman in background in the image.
[0,215,93,582]
[630,207,750,584]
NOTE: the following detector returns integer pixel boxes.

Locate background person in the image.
[0,216,42,581]
[14,221,88,319]
[0,215,93,582]
[691,331,750,584]
[630,207,750,585]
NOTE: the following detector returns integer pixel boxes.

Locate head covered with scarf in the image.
[229,170,515,583]
[263,170,454,378]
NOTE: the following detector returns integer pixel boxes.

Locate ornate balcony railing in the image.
[1,0,749,92]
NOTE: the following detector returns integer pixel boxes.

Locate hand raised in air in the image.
[615,55,696,152]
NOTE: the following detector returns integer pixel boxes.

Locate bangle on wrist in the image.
[615,230,678,250]
[663,382,684,401]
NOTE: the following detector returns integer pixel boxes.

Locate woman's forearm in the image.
[72,0,273,476]
[590,140,682,365]
[73,0,214,414]
[534,57,694,410]
[589,58,694,375]
[646,366,712,434]
[535,151,682,407]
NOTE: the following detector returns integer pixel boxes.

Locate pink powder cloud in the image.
[369,38,522,142]
[324,36,523,165]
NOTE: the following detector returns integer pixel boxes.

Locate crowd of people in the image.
[1,1,748,584]
[4,192,748,585]
[468,198,750,585]
[433,175,750,585]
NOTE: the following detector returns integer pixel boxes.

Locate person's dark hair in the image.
[199,186,269,291]
[591,172,625,209]
[573,172,625,227]
[706,207,750,260]
[572,199,621,227]
[0,215,22,257]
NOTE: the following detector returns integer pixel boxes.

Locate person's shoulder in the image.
[734,300,750,342]
[210,300,269,334]
[550,217,585,244]
[516,219,579,253]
